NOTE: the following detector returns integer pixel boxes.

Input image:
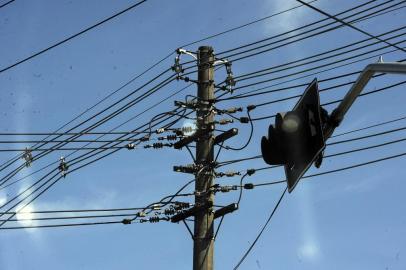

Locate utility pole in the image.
[194,46,215,270]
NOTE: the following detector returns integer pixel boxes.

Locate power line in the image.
[0,220,125,230]
[233,187,287,269]
[220,0,401,60]
[0,0,14,9]
[179,0,319,48]
[0,206,158,214]
[218,126,406,167]
[0,0,147,74]
[332,115,406,138]
[254,151,406,187]
[0,112,187,228]
[218,0,380,56]
[233,26,406,83]
[0,146,128,152]
[250,79,406,121]
[230,40,406,95]
[328,125,406,146]
[0,97,189,190]
[0,130,150,136]
[0,52,173,173]
[0,71,176,187]
[297,0,406,53]
[180,0,398,71]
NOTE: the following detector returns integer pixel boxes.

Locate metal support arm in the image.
[326,62,406,138]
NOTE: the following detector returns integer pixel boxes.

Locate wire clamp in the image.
[58,157,69,177]
[22,147,33,167]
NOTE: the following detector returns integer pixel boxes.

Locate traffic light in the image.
[261,78,327,193]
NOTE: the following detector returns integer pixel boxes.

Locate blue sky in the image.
[0,0,406,269]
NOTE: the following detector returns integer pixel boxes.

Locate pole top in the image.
[198,46,214,53]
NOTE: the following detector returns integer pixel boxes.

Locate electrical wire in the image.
[0,0,147,74]
[332,115,406,138]
[0,0,14,9]
[0,112,185,227]
[233,187,287,270]
[230,39,406,94]
[0,52,173,173]
[224,1,406,64]
[0,71,177,187]
[179,0,319,48]
[297,0,406,53]
[236,173,249,205]
[254,151,406,187]
[217,126,406,168]
[179,0,400,72]
[0,220,126,230]
[219,0,399,58]
[222,110,254,151]
[232,26,406,83]
[250,78,406,122]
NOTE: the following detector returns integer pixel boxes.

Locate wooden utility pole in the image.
[193,46,215,270]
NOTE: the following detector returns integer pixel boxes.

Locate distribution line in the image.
[218,127,406,168]
[0,220,126,230]
[231,0,405,64]
[219,0,401,59]
[0,86,192,190]
[253,76,405,109]
[0,106,185,198]
[0,112,186,227]
[0,67,174,177]
[225,1,404,64]
[0,71,176,187]
[297,0,406,53]
[254,151,406,187]
[180,0,318,48]
[0,0,147,74]
[180,0,400,71]
[233,26,406,82]
[332,115,406,138]
[0,131,151,136]
[5,148,406,230]
[0,205,160,214]
[250,79,406,121]
[233,187,287,269]
[0,53,173,172]
[230,40,406,93]
[218,0,380,56]
[0,0,14,9]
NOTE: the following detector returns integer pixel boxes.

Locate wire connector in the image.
[22,147,33,167]
[224,62,236,93]
[171,54,183,74]
[58,157,69,178]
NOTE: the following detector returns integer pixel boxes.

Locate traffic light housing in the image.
[261,79,327,193]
